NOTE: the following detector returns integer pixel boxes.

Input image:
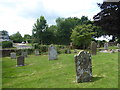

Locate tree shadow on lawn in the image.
[91,76,104,82]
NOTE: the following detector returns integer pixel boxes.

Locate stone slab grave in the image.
[35,49,40,56]
[16,56,25,67]
[21,51,28,57]
[104,43,108,49]
[91,41,97,55]
[10,52,16,59]
[74,51,92,83]
[48,45,57,60]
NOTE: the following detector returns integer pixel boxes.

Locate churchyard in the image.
[1,1,120,88]
[2,46,118,88]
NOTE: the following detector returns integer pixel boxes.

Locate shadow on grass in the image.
[91,76,104,82]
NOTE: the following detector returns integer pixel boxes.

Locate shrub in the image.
[33,43,39,49]
[39,45,48,52]
[2,41,13,48]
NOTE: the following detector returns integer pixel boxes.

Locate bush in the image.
[2,41,13,48]
[33,43,39,49]
[39,45,48,52]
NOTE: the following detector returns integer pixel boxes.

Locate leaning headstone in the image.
[104,43,108,49]
[16,56,24,67]
[74,51,92,83]
[48,45,57,60]
[10,52,16,59]
[91,41,97,55]
[35,50,39,56]
[21,52,28,57]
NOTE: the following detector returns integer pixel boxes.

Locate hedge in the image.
[2,41,13,48]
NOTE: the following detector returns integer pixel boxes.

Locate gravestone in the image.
[74,49,77,53]
[17,56,24,67]
[48,45,57,60]
[97,43,100,48]
[21,52,28,57]
[74,51,92,83]
[91,41,97,55]
[10,52,16,59]
[65,49,71,54]
[117,43,120,49]
[104,43,108,49]
[35,50,40,56]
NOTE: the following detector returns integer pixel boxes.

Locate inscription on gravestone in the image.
[17,56,24,67]
[48,45,57,60]
[74,51,92,83]
[91,41,97,55]
[10,52,16,59]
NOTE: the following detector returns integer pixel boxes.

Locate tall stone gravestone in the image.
[21,52,28,57]
[91,41,97,55]
[10,52,16,59]
[16,56,24,67]
[48,45,57,60]
[74,51,92,83]
[35,49,40,56]
[104,43,108,49]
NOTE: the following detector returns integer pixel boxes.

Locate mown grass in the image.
[2,52,118,88]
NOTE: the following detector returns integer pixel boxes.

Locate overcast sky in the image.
[0,0,103,36]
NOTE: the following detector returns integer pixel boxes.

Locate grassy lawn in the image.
[2,52,118,88]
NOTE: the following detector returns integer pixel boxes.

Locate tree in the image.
[0,30,9,36]
[71,24,95,49]
[56,16,92,45]
[93,1,120,39]
[47,25,58,44]
[23,34,32,43]
[10,32,23,43]
[32,16,48,44]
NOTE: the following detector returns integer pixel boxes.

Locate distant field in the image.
[2,52,118,88]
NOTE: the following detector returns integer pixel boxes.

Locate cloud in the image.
[0,0,103,36]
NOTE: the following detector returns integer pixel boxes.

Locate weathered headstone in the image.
[104,43,108,49]
[65,49,71,54]
[117,43,120,49]
[21,52,27,57]
[74,49,77,53]
[97,43,100,48]
[74,51,92,83]
[16,56,24,67]
[10,52,16,59]
[91,41,97,55]
[35,49,40,56]
[48,45,57,60]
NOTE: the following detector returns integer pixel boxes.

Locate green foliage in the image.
[39,45,48,53]
[0,30,9,36]
[2,41,13,48]
[56,16,93,45]
[10,32,23,43]
[32,16,48,44]
[94,2,120,38]
[71,24,95,49]
[23,34,32,43]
